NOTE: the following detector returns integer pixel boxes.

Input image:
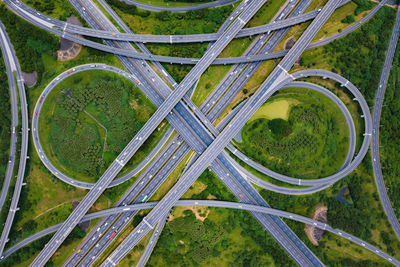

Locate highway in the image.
[64,0,370,264]
[6,0,390,65]
[102,0,342,265]
[62,1,324,265]
[120,0,240,12]
[0,20,29,257]
[6,0,345,44]
[135,212,168,267]
[371,3,400,241]
[26,0,372,266]
[0,22,18,212]
[63,1,319,265]
[30,0,267,264]
[2,200,398,265]
[0,0,390,264]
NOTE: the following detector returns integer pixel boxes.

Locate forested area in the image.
[23,0,78,20]
[322,6,395,105]
[0,55,11,186]
[380,37,400,219]
[0,4,58,84]
[239,98,346,179]
[260,156,400,263]
[48,74,154,178]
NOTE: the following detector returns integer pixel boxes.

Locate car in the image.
[34,112,38,116]
[239,194,243,198]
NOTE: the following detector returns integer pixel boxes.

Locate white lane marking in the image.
[238,17,245,24]
[277,64,294,79]
[143,218,154,229]
[115,159,124,166]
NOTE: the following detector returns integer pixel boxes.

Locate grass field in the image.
[249,99,296,121]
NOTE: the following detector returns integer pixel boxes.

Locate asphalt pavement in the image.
[2,200,398,265]
[0,20,29,258]
[371,3,400,241]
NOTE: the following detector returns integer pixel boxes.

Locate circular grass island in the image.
[237,88,351,179]
[38,70,160,183]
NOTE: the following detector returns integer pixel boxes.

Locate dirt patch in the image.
[188,206,209,222]
[284,36,301,64]
[206,194,217,200]
[305,205,328,246]
[284,36,296,50]
[22,71,37,87]
[129,99,139,110]
[168,206,210,222]
[57,16,82,61]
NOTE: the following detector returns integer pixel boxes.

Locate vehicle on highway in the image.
[109,231,117,239]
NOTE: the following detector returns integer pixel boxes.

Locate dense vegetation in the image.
[320,6,395,104]
[107,0,231,32]
[23,0,79,20]
[0,55,11,185]
[0,4,59,83]
[260,158,399,264]
[47,73,155,179]
[164,0,211,2]
[239,94,348,179]
[380,37,400,219]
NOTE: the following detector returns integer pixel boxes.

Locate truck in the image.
[109,231,117,239]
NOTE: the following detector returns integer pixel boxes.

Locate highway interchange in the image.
[0,0,399,266]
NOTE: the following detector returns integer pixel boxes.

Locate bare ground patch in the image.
[305,205,328,245]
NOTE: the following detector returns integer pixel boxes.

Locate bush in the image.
[268,118,292,137]
[341,15,355,24]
